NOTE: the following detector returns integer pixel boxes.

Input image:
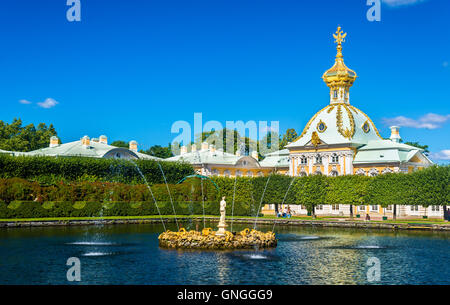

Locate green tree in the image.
[326,175,369,219]
[140,144,174,159]
[0,118,58,152]
[409,166,450,218]
[110,140,129,148]
[280,128,298,149]
[403,141,430,155]
[366,173,412,220]
[294,175,327,218]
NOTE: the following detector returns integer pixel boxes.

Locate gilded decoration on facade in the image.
[311,131,321,147]
[317,120,327,133]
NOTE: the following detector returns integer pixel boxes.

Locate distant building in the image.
[17,135,161,161]
[166,142,276,177]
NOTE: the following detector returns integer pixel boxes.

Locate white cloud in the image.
[37,98,59,109]
[19,99,32,105]
[382,0,428,7]
[429,150,450,161]
[382,113,450,129]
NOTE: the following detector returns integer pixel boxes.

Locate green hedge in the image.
[0,154,194,185]
[0,200,256,219]
[0,165,448,218]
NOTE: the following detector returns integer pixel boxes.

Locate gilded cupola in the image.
[322,26,357,105]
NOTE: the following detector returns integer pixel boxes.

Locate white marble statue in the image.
[220,196,226,223]
[217,196,227,235]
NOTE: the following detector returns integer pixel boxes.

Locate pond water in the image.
[0,222,448,285]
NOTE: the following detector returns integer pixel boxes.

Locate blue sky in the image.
[0,0,449,161]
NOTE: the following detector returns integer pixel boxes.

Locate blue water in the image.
[0,223,448,285]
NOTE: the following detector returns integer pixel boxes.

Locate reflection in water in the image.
[0,223,448,285]
[216,253,230,285]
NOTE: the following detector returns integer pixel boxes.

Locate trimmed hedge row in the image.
[0,154,194,185]
[0,200,257,219]
[0,178,218,203]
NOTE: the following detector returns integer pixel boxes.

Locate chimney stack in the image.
[180,145,187,155]
[210,144,216,153]
[49,136,59,148]
[390,126,401,143]
[235,150,241,157]
[81,135,90,148]
[201,142,209,151]
[129,140,138,152]
[99,135,108,145]
[191,144,197,153]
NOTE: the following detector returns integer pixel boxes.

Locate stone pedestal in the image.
[216,222,227,236]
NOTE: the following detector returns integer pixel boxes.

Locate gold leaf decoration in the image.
[336,104,355,140]
[311,131,321,147]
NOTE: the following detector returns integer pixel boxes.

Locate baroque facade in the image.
[285,26,432,177]
[264,27,438,219]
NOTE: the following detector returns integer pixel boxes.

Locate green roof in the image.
[22,140,162,160]
[259,149,290,168]
[353,140,432,164]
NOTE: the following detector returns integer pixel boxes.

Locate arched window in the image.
[257,171,264,177]
[300,156,308,165]
[224,170,231,177]
[331,153,339,163]
[211,169,219,176]
[235,170,242,177]
[315,154,322,164]
[314,171,322,176]
[247,171,253,177]
[333,90,338,99]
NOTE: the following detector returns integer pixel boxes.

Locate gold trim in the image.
[349,105,383,139]
[292,105,330,142]
[316,120,327,133]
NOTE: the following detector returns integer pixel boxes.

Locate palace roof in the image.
[20,138,161,160]
[259,149,290,168]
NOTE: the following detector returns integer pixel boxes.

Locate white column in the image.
[339,153,345,175]
[323,154,329,176]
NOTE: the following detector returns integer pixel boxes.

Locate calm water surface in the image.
[0,222,448,285]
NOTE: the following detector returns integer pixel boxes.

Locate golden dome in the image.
[322,26,357,92]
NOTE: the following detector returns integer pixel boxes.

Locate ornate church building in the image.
[264,27,439,219]
[286,27,432,178]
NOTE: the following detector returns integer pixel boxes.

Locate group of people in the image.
[277,205,293,218]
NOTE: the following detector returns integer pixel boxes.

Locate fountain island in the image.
[158,197,277,250]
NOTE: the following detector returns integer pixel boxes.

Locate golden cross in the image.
[333,26,347,45]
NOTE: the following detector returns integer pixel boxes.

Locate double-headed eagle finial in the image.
[333,26,347,46]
